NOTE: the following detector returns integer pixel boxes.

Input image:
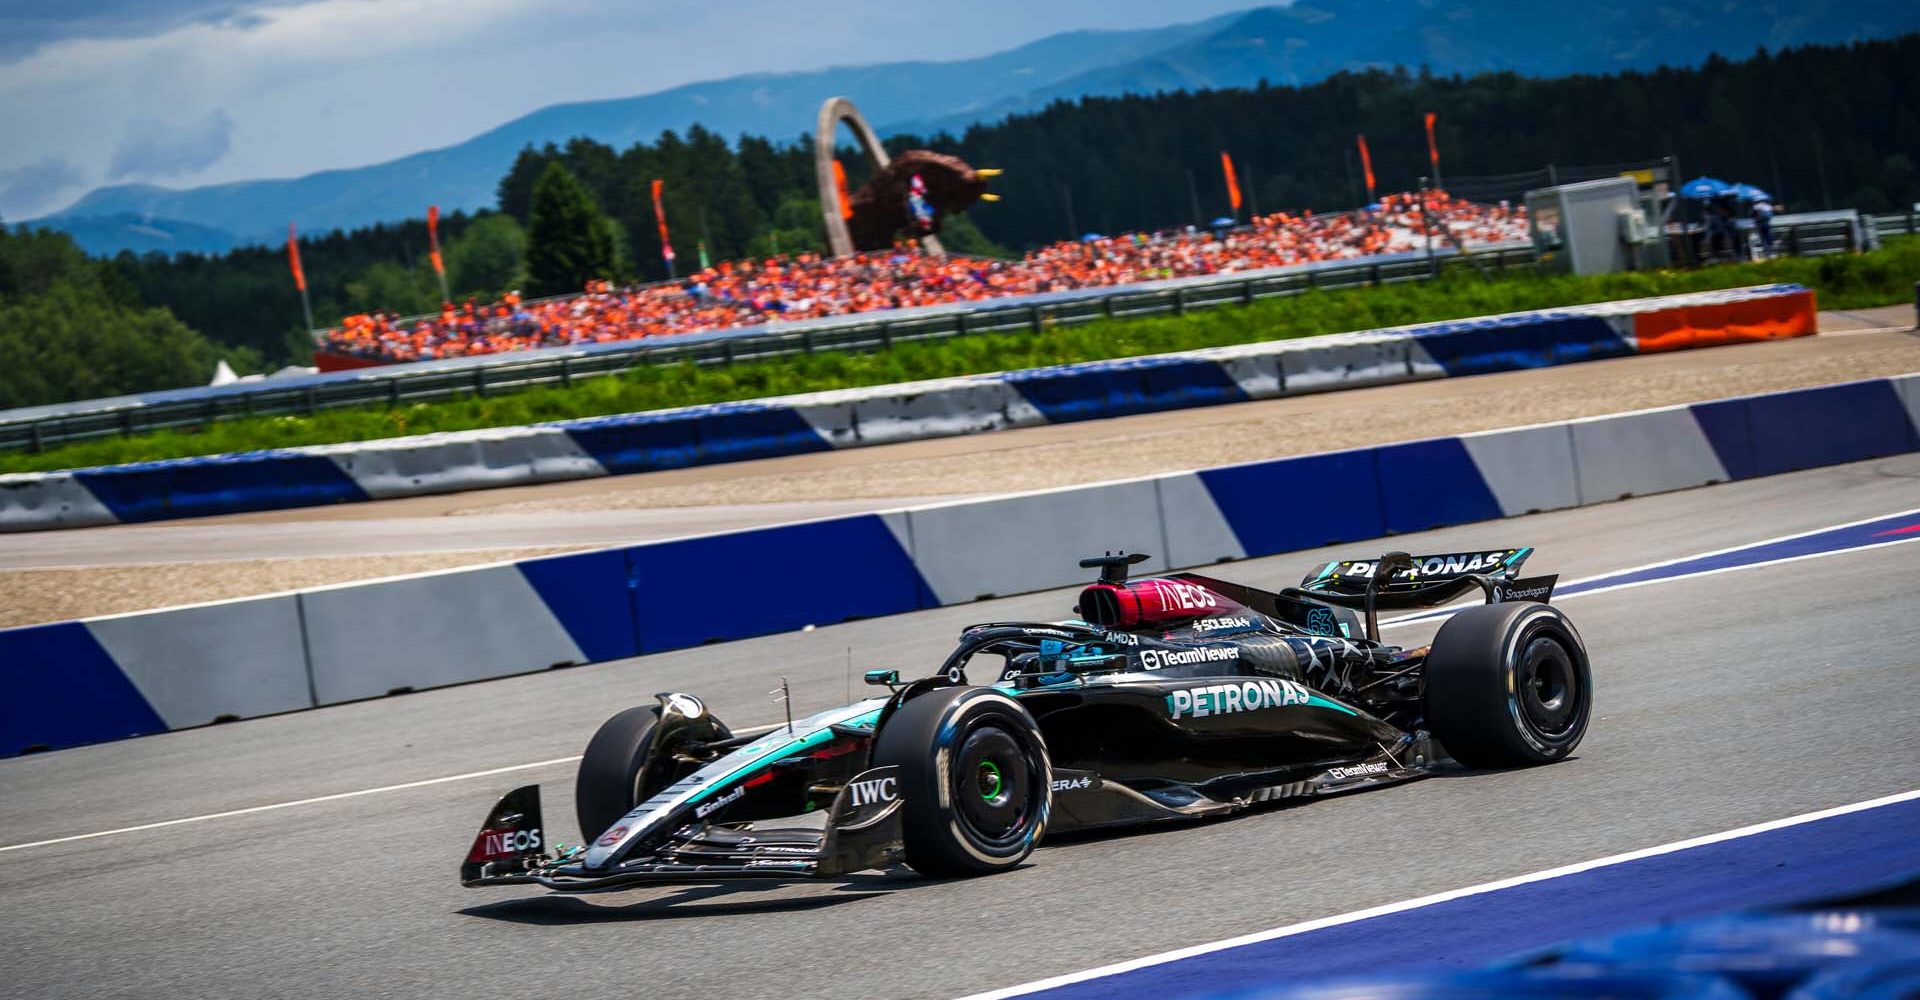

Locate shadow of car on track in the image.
[459,871,934,924]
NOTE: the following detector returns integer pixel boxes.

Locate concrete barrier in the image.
[302,564,591,705]
[320,426,606,499]
[1197,448,1386,558]
[0,284,1817,532]
[625,513,930,652]
[1279,333,1419,393]
[1570,406,1732,503]
[810,378,1044,446]
[1156,472,1249,569]
[0,621,168,754]
[0,471,117,530]
[905,480,1167,603]
[1739,379,1917,476]
[1895,372,1920,430]
[85,595,312,729]
[18,367,1920,757]
[1459,424,1581,517]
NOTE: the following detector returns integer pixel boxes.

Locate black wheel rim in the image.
[1516,631,1582,742]
[953,725,1037,850]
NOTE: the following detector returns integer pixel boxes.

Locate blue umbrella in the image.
[1079,232,1105,242]
[1680,176,1732,200]
[1210,216,1237,228]
[1730,183,1773,202]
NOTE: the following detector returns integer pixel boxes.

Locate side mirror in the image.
[863,669,900,688]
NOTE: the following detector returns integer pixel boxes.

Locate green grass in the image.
[9,238,1917,475]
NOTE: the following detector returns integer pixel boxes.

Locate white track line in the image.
[0,756,583,854]
[5,513,1915,856]
[0,721,788,855]
[957,787,1920,1000]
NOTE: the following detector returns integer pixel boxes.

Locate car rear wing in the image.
[1301,548,1533,594]
[1288,548,1556,642]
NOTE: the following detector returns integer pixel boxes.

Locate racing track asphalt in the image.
[1,453,1918,999]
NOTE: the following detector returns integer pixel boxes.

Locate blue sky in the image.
[0,0,1269,220]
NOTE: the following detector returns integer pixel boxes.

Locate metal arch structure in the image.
[815,96,943,258]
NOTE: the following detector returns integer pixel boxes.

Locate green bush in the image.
[6,238,1914,474]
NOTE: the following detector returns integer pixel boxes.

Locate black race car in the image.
[461,548,1590,890]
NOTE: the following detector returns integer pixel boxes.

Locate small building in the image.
[1525,177,1668,275]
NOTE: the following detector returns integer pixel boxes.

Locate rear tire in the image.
[575,705,730,842]
[872,687,1052,878]
[1425,602,1591,767]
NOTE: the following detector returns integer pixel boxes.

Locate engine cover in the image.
[1079,577,1249,630]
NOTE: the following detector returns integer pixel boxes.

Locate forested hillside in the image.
[0,229,253,409]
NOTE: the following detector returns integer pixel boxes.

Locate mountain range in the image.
[30,0,1920,256]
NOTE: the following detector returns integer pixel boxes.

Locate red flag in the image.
[1220,151,1243,215]
[1424,112,1440,173]
[1356,135,1377,202]
[831,160,854,221]
[426,204,445,276]
[651,179,675,262]
[286,223,306,292]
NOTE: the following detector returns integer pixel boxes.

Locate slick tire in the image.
[872,687,1052,878]
[574,705,730,843]
[1424,602,1591,767]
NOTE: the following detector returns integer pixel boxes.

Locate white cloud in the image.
[0,156,85,218]
[0,0,1269,217]
[109,109,235,179]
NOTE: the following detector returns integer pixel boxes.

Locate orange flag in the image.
[1220,151,1243,215]
[286,223,306,291]
[1424,112,1440,172]
[651,179,674,262]
[427,205,445,276]
[831,160,854,220]
[1356,135,1377,202]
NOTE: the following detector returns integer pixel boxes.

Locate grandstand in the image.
[315,190,1525,367]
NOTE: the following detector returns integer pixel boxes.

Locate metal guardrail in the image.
[1870,210,1919,242]
[0,245,1535,454]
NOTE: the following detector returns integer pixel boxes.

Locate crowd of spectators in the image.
[319,191,1527,363]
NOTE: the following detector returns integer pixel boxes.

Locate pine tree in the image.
[525,161,618,296]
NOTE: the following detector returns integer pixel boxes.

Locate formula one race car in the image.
[462,548,1590,891]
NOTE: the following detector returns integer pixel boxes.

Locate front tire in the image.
[872,687,1052,878]
[575,705,730,842]
[1425,602,1591,767]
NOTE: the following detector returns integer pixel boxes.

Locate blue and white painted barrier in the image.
[0,284,1816,532]
[5,367,1908,756]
